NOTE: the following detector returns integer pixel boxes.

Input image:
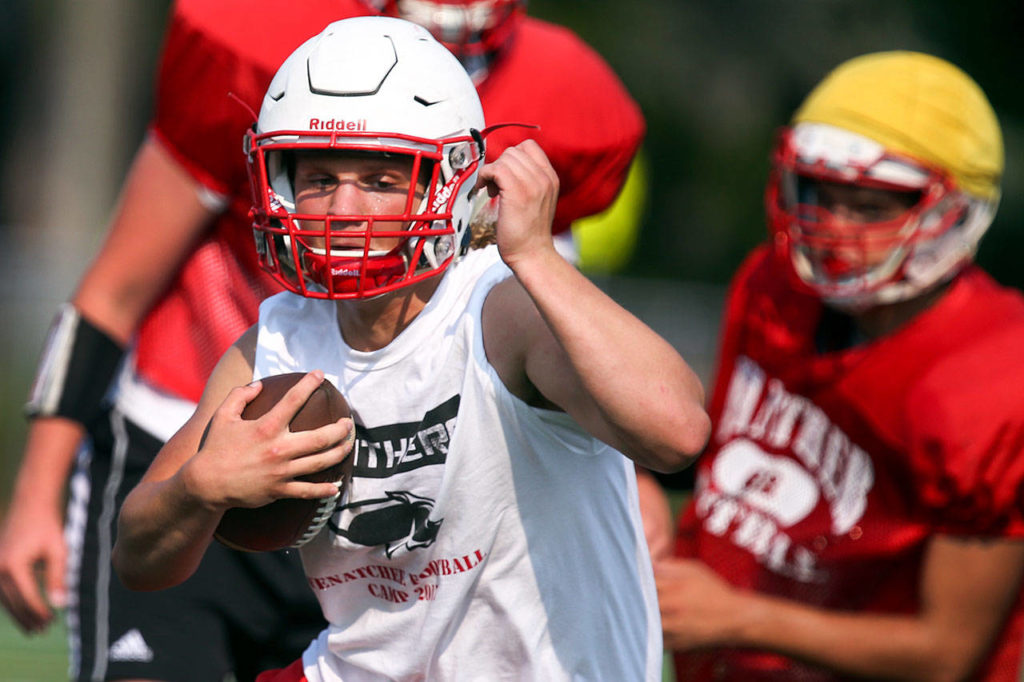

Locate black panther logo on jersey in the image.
[328,395,459,555]
[351,395,460,478]
[329,490,441,557]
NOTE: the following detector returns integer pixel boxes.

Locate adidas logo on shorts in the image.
[108,628,155,662]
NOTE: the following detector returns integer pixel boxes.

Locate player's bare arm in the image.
[658,536,1024,680]
[113,328,354,591]
[480,140,710,473]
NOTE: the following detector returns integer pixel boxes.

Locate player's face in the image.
[795,178,921,273]
[809,180,920,225]
[292,151,428,252]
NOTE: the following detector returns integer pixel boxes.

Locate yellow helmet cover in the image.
[793,51,1002,200]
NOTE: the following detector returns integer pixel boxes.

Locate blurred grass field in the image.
[0,611,68,681]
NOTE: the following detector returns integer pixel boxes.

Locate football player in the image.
[658,51,1024,681]
[0,1,645,681]
[112,16,709,681]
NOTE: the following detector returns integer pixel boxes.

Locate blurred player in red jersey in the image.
[0,1,644,680]
[657,51,1024,681]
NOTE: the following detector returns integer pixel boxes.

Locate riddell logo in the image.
[430,181,455,212]
[309,118,367,131]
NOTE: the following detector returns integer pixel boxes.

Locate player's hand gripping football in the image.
[475,139,559,269]
[181,370,354,511]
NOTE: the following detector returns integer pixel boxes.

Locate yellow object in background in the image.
[574,151,649,275]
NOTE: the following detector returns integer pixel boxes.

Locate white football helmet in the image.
[246,16,486,299]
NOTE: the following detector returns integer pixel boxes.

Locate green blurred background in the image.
[0,1,1021,678]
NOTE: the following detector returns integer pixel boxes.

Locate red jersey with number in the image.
[674,246,1024,681]
[134,0,644,404]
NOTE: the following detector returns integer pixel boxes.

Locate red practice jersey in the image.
[675,246,1024,681]
[135,0,644,403]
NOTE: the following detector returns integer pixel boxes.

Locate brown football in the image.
[210,373,354,552]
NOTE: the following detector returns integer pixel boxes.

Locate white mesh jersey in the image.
[253,246,661,681]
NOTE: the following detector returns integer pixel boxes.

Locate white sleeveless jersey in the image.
[254,247,661,681]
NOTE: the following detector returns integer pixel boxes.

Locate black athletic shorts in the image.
[67,409,326,682]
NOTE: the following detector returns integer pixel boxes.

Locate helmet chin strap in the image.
[302,245,408,296]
